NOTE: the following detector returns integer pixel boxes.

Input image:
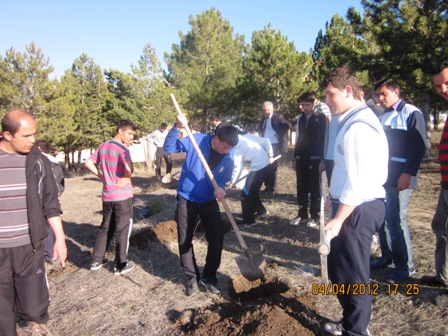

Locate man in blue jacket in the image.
[164,113,238,297]
[371,78,426,284]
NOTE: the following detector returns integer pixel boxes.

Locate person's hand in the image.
[53,238,68,268]
[228,183,234,190]
[324,218,343,239]
[214,187,226,202]
[397,173,411,191]
[116,177,131,188]
[443,189,448,206]
[176,113,188,129]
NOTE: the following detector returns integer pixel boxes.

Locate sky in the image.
[0,1,363,78]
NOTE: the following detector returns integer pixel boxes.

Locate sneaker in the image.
[324,321,370,336]
[421,275,447,287]
[324,321,343,335]
[307,218,317,227]
[370,257,392,269]
[289,216,306,226]
[114,261,135,275]
[199,278,220,295]
[186,283,199,297]
[385,268,415,284]
[255,209,270,219]
[90,259,109,271]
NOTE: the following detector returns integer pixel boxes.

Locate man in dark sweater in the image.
[290,92,327,226]
[421,61,448,291]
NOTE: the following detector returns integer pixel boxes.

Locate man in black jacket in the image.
[0,109,67,335]
[290,92,327,226]
[259,101,291,193]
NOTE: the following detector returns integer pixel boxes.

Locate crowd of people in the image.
[1,62,448,335]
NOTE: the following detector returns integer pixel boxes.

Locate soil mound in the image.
[177,277,317,335]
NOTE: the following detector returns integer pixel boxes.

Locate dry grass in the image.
[23,132,448,336]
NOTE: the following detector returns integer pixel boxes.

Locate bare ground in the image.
[20,133,448,336]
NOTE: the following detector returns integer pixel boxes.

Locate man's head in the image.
[321,66,362,115]
[116,119,137,146]
[212,125,239,154]
[374,78,401,109]
[0,109,37,154]
[297,92,318,116]
[433,61,448,101]
[160,123,168,131]
[262,101,274,118]
[36,139,51,154]
[210,115,221,127]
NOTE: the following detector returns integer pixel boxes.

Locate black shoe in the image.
[90,258,109,271]
[421,275,447,287]
[370,257,392,269]
[199,278,220,295]
[255,210,270,220]
[114,261,135,275]
[186,283,199,297]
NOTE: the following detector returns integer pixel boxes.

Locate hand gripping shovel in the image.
[170,94,266,281]
[317,197,332,285]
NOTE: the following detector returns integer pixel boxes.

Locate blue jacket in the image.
[379,100,426,188]
[163,126,234,203]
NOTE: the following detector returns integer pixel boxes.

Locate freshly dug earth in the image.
[19,132,448,336]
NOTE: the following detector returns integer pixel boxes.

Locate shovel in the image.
[170,93,266,281]
[317,196,332,285]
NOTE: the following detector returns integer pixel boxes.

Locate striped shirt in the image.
[0,150,31,247]
[88,140,133,202]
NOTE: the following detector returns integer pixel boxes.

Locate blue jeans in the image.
[378,187,414,270]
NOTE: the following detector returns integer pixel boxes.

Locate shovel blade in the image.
[235,248,266,281]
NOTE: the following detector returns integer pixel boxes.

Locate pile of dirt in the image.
[177,276,317,336]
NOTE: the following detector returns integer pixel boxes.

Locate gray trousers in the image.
[431,189,448,285]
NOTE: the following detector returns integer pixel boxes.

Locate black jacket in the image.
[26,146,62,250]
[259,113,292,153]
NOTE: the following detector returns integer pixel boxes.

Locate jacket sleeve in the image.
[163,124,188,153]
[404,110,426,176]
[41,155,63,219]
[318,113,328,160]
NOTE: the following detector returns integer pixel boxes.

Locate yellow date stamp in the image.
[311,283,420,296]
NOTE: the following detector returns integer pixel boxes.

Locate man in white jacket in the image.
[229,134,274,225]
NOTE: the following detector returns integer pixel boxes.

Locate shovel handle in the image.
[170,94,249,251]
[318,230,332,256]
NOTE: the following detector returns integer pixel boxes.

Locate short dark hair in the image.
[116,119,137,133]
[160,123,168,130]
[216,125,239,147]
[374,78,400,92]
[321,66,363,100]
[36,140,51,153]
[211,115,220,122]
[432,61,448,76]
[298,91,317,103]
[1,109,29,136]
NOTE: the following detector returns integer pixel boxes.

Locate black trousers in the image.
[92,198,133,268]
[0,244,49,336]
[241,165,271,223]
[175,196,224,286]
[295,157,321,220]
[328,199,385,336]
[264,143,280,192]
